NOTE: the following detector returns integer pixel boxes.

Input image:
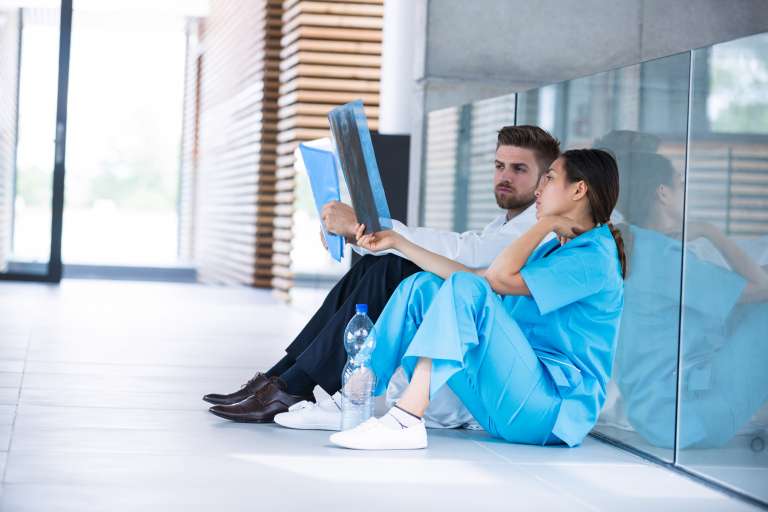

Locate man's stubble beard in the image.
[494,189,536,212]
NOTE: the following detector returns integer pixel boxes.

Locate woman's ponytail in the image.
[607,222,628,279]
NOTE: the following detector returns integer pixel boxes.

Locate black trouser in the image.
[284,254,422,395]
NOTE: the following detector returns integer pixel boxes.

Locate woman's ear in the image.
[572,180,588,201]
[657,184,669,205]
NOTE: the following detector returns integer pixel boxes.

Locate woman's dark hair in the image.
[561,148,627,279]
[616,151,677,227]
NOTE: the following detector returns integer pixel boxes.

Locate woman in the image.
[610,151,768,449]
[330,148,627,450]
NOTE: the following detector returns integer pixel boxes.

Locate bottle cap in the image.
[355,304,368,314]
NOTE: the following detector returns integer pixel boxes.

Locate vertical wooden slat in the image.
[193,0,283,286]
[0,9,21,272]
[273,0,383,298]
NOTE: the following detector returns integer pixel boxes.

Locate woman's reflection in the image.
[606,150,768,449]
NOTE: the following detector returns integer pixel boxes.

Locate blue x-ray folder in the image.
[299,143,345,262]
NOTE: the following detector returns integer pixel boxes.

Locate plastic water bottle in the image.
[340,304,377,430]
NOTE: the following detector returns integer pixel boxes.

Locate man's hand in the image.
[321,201,358,240]
[319,228,328,251]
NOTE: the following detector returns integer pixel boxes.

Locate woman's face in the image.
[660,172,685,221]
[535,157,584,219]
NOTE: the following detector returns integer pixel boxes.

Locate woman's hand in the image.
[685,221,720,242]
[542,215,587,244]
[355,224,403,252]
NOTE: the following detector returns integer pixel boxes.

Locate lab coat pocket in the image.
[538,354,583,397]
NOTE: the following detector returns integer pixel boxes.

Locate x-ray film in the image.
[328,100,392,234]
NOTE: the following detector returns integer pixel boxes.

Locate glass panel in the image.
[420,94,516,230]
[678,32,768,502]
[2,6,62,275]
[62,7,186,266]
[467,94,516,231]
[421,106,460,230]
[518,52,692,462]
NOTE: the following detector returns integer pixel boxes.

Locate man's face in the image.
[493,145,541,211]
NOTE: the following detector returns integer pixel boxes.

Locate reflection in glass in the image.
[679,33,768,503]
[421,94,516,231]
[421,106,460,230]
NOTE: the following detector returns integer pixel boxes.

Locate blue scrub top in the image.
[508,224,624,446]
[614,226,747,447]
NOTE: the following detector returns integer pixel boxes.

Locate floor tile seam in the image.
[1,330,33,484]
[17,388,213,396]
[20,361,261,371]
[12,402,212,412]
[469,439,603,512]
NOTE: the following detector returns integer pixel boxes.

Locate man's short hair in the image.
[496,125,561,173]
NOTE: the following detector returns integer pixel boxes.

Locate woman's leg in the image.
[396,358,432,417]
[368,271,446,395]
[379,272,561,445]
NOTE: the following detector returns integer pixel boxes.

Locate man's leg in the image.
[207,255,422,422]
[203,254,389,405]
[284,254,394,359]
[287,254,422,395]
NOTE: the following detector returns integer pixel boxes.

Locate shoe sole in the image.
[329,433,427,450]
[331,440,428,450]
[208,409,276,423]
[274,418,340,431]
[203,397,242,406]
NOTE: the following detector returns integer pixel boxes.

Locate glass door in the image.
[0,0,71,282]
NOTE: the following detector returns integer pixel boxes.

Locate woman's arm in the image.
[485,216,584,295]
[355,224,486,279]
[688,222,768,303]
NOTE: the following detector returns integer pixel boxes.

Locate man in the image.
[203,125,561,426]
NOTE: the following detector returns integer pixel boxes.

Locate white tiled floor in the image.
[0,280,759,511]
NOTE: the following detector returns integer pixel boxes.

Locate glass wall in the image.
[678,33,768,503]
[0,6,63,276]
[62,7,186,266]
[419,32,768,505]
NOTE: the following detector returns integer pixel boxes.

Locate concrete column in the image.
[379,0,416,135]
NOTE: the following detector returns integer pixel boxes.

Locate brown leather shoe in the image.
[208,377,314,423]
[203,372,270,405]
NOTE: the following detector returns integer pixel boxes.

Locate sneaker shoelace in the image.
[287,400,316,412]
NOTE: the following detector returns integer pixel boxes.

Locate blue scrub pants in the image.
[371,271,563,446]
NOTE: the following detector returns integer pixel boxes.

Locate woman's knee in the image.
[400,271,444,293]
[445,271,491,299]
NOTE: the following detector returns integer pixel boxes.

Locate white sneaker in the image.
[329,417,428,450]
[274,393,342,431]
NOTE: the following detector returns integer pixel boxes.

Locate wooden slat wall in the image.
[193,0,283,286]
[272,0,383,298]
[0,9,20,272]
